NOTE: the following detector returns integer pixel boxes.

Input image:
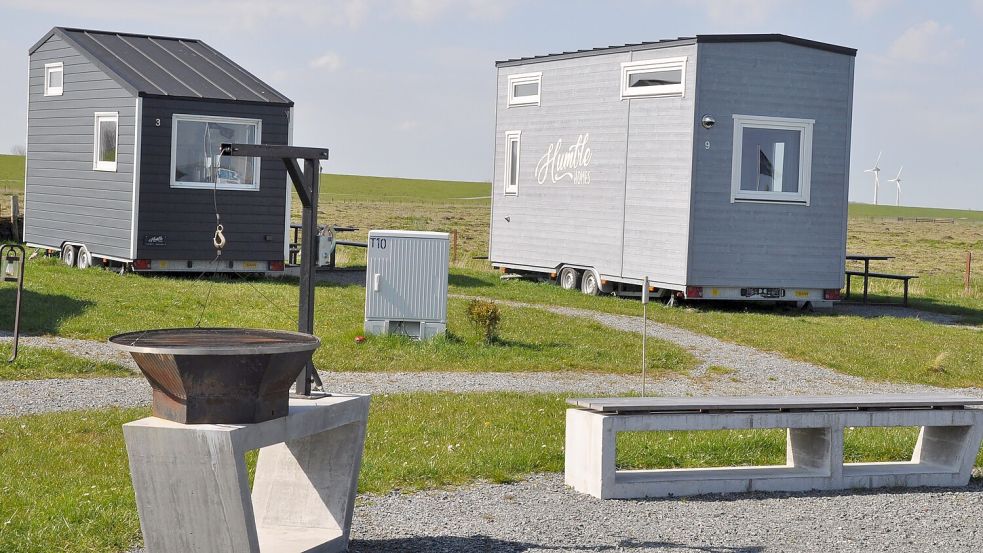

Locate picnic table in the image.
[845,253,917,306]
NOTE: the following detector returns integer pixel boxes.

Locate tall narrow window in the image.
[504,131,520,195]
[93,112,118,172]
[170,114,262,190]
[620,57,686,99]
[507,72,541,107]
[731,114,814,204]
[44,62,63,96]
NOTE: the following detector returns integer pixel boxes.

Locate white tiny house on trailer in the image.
[489,34,856,303]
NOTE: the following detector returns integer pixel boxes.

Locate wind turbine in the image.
[888,166,903,207]
[864,151,882,205]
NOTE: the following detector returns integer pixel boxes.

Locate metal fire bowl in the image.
[109,328,320,424]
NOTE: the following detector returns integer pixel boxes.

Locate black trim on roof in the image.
[29,27,292,106]
[495,33,856,67]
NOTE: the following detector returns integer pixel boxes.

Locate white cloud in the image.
[396,120,419,131]
[888,20,965,63]
[683,0,782,25]
[0,0,370,29]
[389,0,514,23]
[973,0,983,17]
[310,51,343,71]
[850,0,898,19]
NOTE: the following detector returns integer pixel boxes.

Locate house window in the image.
[620,57,686,99]
[504,131,520,195]
[44,62,63,96]
[507,72,541,107]
[170,114,262,191]
[731,114,814,205]
[93,112,118,172]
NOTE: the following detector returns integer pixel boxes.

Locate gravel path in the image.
[348,473,983,553]
[2,299,981,417]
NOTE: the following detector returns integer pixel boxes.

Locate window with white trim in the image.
[504,131,520,195]
[731,114,814,205]
[170,114,262,190]
[93,112,118,172]
[44,62,63,96]
[620,57,686,99]
[507,72,541,107]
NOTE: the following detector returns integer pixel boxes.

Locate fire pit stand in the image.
[123,393,370,553]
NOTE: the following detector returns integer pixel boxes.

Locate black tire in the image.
[76,245,92,269]
[558,267,580,290]
[581,270,600,296]
[61,244,77,267]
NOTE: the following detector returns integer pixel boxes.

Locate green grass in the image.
[849,202,983,221]
[0,154,24,193]
[317,173,489,203]
[4,393,977,553]
[447,268,983,389]
[0,344,131,380]
[6,258,695,377]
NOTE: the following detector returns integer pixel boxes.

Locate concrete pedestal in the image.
[123,394,370,553]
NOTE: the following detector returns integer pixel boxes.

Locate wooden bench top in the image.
[567,395,983,414]
[845,271,917,279]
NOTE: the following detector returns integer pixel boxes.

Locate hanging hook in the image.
[213,224,226,250]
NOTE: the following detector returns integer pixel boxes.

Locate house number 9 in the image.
[155,118,161,127]
[705,140,711,150]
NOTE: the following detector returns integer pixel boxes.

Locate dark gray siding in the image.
[490,51,632,278]
[24,34,136,259]
[136,97,289,260]
[688,42,854,288]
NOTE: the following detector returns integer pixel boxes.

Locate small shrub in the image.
[466,299,501,344]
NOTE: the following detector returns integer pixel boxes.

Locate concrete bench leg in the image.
[565,409,614,499]
[124,426,260,552]
[786,427,837,475]
[251,421,367,552]
[912,424,983,481]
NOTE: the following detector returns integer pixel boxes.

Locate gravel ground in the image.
[348,473,983,553]
[2,300,981,417]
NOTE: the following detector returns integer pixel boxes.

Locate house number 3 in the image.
[705,141,711,150]
[155,118,161,127]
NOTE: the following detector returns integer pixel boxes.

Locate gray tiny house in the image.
[25,27,292,273]
[490,34,856,303]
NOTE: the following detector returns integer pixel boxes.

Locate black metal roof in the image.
[30,27,292,106]
[495,34,856,67]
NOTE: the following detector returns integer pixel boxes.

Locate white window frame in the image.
[504,131,521,195]
[620,57,686,99]
[44,62,63,96]
[92,112,118,172]
[507,72,541,107]
[169,114,262,191]
[730,114,814,205]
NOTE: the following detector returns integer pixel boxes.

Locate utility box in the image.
[364,230,449,340]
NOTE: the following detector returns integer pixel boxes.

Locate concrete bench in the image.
[845,270,917,306]
[565,395,983,499]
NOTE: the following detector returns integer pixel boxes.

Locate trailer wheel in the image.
[76,245,92,269]
[61,244,77,267]
[558,267,580,290]
[581,271,600,296]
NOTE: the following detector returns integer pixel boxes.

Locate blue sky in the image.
[0,0,981,210]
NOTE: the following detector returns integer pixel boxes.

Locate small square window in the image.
[621,57,686,99]
[504,131,520,195]
[731,115,814,205]
[44,62,63,96]
[93,112,118,172]
[507,72,541,107]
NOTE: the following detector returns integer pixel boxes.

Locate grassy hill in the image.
[0,154,24,196]
[318,173,489,203]
[849,202,983,221]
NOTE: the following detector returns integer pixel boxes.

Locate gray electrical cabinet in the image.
[364,230,449,340]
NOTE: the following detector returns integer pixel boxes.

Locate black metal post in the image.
[295,158,319,395]
[1,244,25,362]
[220,143,329,396]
